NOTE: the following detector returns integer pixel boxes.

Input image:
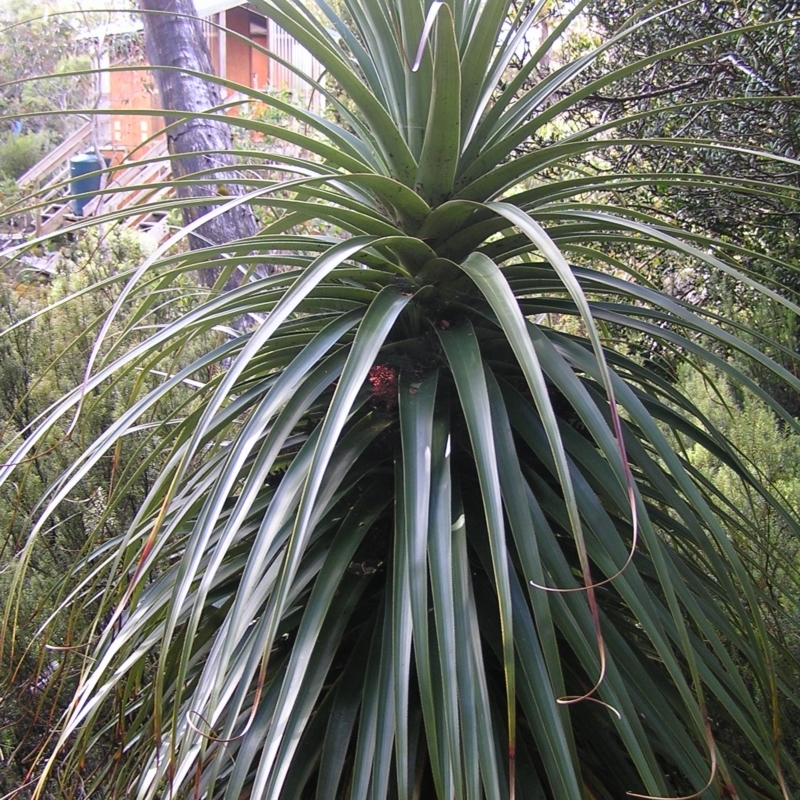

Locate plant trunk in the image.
[138,0,262,288]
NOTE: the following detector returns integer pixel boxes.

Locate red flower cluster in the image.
[367,364,398,408]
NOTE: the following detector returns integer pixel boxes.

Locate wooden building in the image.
[97,1,324,153]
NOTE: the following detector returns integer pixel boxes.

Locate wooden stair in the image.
[83,139,173,242]
[8,126,174,243]
[14,122,93,237]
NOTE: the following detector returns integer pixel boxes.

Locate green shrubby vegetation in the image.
[678,365,800,620]
[0,133,49,181]
[0,229,213,794]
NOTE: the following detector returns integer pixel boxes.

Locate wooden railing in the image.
[13,123,94,237]
[16,122,92,189]
[11,125,175,241]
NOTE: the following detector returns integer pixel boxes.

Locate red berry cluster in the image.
[367,364,398,408]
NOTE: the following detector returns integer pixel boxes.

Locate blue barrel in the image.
[69,153,104,215]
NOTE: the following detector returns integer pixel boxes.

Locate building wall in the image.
[251,33,268,90]
[108,67,163,154]
[102,6,324,149]
[224,6,252,91]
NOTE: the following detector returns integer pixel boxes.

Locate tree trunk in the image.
[138,0,261,288]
